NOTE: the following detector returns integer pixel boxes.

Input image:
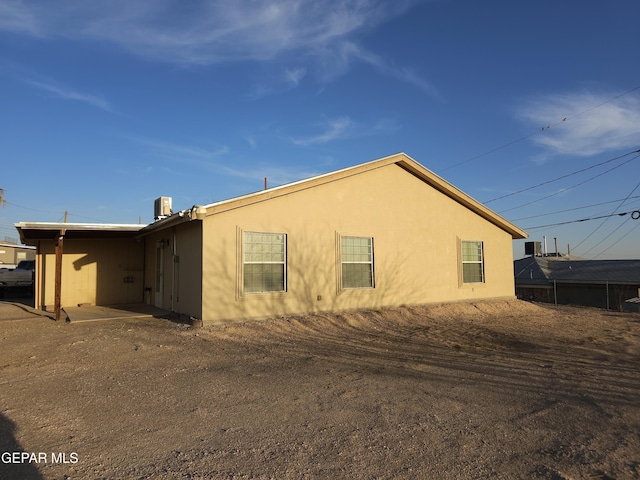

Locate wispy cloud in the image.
[26,79,113,112]
[518,91,640,161]
[3,0,435,94]
[291,114,401,146]
[284,67,307,88]
[291,116,354,146]
[0,0,39,35]
[220,163,323,188]
[127,136,229,172]
[246,66,308,99]
[336,42,439,97]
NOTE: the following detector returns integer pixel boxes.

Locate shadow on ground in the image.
[0,414,43,480]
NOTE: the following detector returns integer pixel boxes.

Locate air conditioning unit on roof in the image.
[154,197,172,220]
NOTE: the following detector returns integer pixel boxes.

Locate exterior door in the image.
[155,244,164,308]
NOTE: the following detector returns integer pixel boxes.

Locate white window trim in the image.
[339,234,375,290]
[241,230,288,294]
[460,239,485,285]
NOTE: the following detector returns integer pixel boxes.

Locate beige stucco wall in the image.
[200,163,516,324]
[0,244,35,265]
[143,221,202,319]
[36,238,144,309]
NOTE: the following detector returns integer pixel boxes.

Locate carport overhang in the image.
[15,222,145,245]
[14,222,147,321]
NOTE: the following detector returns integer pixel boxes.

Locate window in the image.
[243,232,286,293]
[341,236,374,289]
[461,240,484,283]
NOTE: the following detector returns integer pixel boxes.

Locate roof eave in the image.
[193,152,527,240]
[14,222,146,244]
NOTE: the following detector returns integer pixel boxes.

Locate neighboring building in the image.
[514,255,640,310]
[625,290,640,313]
[16,153,527,325]
[0,242,35,268]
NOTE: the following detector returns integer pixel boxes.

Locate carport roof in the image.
[15,222,145,244]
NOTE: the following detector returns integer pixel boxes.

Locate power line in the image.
[439,86,640,173]
[485,149,640,204]
[511,195,640,221]
[523,209,640,230]
[572,178,640,252]
[581,216,633,257]
[498,152,640,214]
[592,220,640,259]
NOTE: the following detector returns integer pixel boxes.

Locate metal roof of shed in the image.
[515,256,640,286]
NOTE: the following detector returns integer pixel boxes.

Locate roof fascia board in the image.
[136,211,193,236]
[394,154,528,239]
[134,152,526,240]
[201,155,399,217]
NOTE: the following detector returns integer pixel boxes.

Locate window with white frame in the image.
[243,232,286,293]
[341,236,374,289]
[461,240,484,283]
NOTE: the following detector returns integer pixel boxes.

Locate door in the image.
[155,244,164,308]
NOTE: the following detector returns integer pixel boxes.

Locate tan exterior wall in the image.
[200,163,516,324]
[36,238,144,309]
[143,221,202,319]
[0,244,35,265]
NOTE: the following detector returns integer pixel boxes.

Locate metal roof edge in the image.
[14,222,145,231]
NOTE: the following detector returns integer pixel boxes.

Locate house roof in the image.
[142,152,528,239]
[0,242,35,250]
[515,256,640,286]
[15,222,145,244]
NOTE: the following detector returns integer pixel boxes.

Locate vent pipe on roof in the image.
[554,237,558,257]
[264,177,268,190]
[543,236,548,256]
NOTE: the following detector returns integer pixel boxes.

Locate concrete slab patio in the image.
[62,304,171,323]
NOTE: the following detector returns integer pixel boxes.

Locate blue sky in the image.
[1,0,639,260]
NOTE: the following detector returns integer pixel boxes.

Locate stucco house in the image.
[0,241,35,268]
[16,153,527,325]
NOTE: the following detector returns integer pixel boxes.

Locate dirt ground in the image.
[0,299,639,480]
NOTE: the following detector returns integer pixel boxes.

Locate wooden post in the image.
[54,232,64,321]
[54,212,68,322]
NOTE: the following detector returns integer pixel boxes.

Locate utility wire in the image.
[524,209,640,230]
[592,220,640,259]
[485,149,640,204]
[511,195,640,221]
[498,153,640,214]
[439,86,640,173]
[582,216,632,256]
[572,178,640,252]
